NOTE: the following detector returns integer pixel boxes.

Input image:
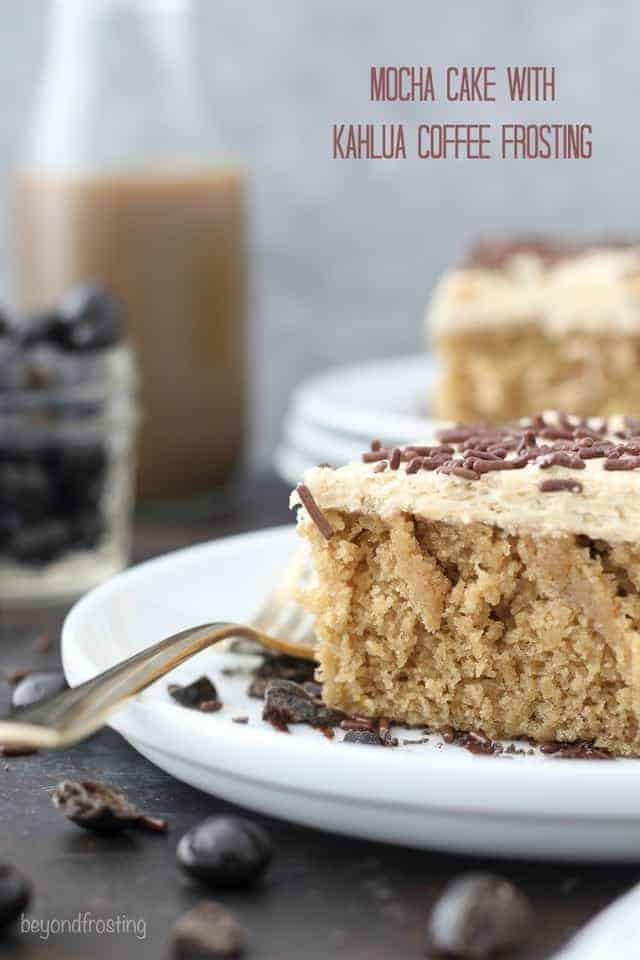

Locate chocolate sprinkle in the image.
[296,483,334,540]
[538,452,586,470]
[539,478,583,493]
[362,450,388,462]
[439,463,479,481]
[604,456,640,470]
[472,458,522,474]
[467,235,635,270]
[356,413,640,486]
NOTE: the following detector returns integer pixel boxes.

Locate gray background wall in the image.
[1,1,637,464]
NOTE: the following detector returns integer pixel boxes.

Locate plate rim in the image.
[287,353,436,440]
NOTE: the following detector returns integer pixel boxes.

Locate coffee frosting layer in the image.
[427,248,640,337]
[291,414,640,543]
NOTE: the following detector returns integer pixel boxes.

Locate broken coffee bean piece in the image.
[172,900,247,959]
[177,815,271,889]
[262,678,344,729]
[0,863,31,930]
[342,729,382,746]
[427,872,532,959]
[248,654,316,699]
[168,676,222,712]
[51,779,168,835]
[11,670,67,709]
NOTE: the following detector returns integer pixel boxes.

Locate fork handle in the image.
[0,621,305,751]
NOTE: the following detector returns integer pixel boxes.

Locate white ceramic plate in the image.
[62,525,640,862]
[275,355,437,482]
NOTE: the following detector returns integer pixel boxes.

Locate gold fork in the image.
[0,550,315,752]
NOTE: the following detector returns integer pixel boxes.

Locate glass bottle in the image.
[14,0,247,501]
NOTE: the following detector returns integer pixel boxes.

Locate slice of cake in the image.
[428,238,640,424]
[291,412,640,756]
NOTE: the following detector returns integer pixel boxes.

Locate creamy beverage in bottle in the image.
[15,169,246,498]
[15,0,247,499]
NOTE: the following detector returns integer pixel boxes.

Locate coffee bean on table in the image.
[172,901,246,959]
[177,816,272,888]
[11,671,67,709]
[0,863,31,930]
[51,779,168,835]
[426,873,533,958]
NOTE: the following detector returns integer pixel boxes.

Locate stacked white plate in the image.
[275,354,438,483]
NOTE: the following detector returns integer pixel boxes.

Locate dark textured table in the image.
[1,473,638,959]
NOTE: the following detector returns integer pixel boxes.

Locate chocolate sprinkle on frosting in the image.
[539,478,583,494]
[538,452,585,470]
[389,447,401,470]
[604,456,640,471]
[357,413,640,488]
[466,235,635,271]
[296,483,334,540]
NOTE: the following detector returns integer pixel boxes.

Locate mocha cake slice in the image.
[427,238,640,424]
[291,412,640,756]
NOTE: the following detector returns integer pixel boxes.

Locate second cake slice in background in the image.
[428,238,640,423]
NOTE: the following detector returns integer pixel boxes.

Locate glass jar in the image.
[0,311,137,605]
